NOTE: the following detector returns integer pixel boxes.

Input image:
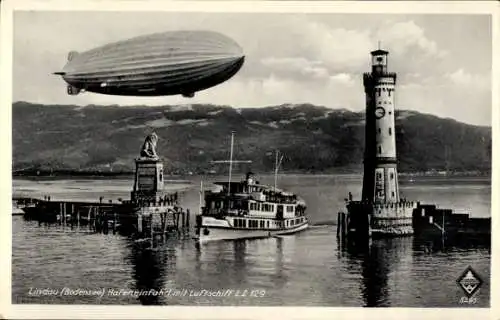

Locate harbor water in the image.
[11,174,491,307]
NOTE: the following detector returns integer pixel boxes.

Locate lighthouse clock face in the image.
[375,106,386,119]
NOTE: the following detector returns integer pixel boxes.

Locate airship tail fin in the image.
[67,51,79,61]
[67,85,81,95]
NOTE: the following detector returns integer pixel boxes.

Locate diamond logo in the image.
[456,266,483,298]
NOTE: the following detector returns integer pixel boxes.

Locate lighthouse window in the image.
[378,128,381,134]
[378,146,382,154]
[390,173,394,179]
[392,192,395,197]
[389,128,392,135]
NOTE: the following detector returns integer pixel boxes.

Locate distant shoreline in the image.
[12,169,491,179]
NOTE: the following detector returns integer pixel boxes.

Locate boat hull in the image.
[195,221,309,243]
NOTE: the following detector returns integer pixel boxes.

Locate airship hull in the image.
[56,31,245,97]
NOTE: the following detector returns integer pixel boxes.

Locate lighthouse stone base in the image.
[346,200,418,239]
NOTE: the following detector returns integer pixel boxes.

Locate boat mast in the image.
[210,132,252,196]
[199,180,204,213]
[274,150,284,191]
[228,131,235,195]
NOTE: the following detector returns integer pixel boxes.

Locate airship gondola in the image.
[53,30,245,98]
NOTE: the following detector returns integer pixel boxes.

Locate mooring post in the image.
[341,212,346,239]
[173,210,178,231]
[113,212,117,234]
[103,211,108,234]
[150,216,154,248]
[337,212,341,237]
[162,212,168,235]
[63,203,67,225]
[94,209,99,232]
[186,209,190,228]
[77,209,80,228]
[181,211,186,229]
[59,203,63,224]
[137,214,143,233]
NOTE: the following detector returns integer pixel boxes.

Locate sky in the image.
[12,11,492,126]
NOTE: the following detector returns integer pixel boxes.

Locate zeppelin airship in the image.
[53,30,245,98]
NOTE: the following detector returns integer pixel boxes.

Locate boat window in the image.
[287,206,294,212]
[266,221,269,228]
[243,219,247,228]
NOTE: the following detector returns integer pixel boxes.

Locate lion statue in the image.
[140,132,159,159]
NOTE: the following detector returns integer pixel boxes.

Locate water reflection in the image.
[126,239,176,305]
[341,235,491,308]
[341,237,412,307]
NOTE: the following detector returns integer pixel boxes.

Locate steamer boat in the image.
[194,133,308,243]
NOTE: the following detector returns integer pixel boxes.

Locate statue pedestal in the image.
[131,157,165,203]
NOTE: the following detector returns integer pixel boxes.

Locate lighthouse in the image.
[362,49,399,203]
[342,47,416,239]
[337,48,489,243]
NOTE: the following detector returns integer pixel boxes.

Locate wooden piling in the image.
[77,209,80,228]
[138,214,143,233]
[337,212,341,237]
[150,216,154,248]
[186,209,190,228]
[59,203,63,224]
[94,208,99,232]
[162,212,168,234]
[174,211,179,231]
[113,212,117,234]
[63,202,67,224]
[341,212,347,239]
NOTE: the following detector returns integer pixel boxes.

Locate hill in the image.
[12,102,491,175]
